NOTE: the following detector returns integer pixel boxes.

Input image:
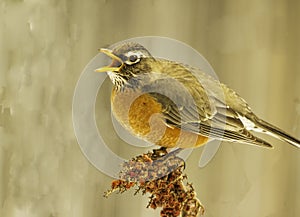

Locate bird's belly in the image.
[111,89,208,148]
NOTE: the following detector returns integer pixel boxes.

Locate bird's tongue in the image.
[110,59,122,68]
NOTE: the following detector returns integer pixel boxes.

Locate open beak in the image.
[95,48,123,72]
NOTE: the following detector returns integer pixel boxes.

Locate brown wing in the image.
[140,59,272,148]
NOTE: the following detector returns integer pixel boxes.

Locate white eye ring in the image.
[124,51,142,65]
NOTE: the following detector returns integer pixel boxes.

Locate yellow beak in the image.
[95,48,124,72]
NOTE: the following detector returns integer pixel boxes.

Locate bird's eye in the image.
[129,55,138,63]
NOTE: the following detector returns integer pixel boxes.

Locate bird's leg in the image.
[167,147,183,156]
[151,147,183,161]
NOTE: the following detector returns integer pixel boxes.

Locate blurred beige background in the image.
[1,0,300,217]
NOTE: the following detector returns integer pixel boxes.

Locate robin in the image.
[96,42,300,149]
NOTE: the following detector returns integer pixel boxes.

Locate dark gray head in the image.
[96,42,155,89]
[111,42,152,65]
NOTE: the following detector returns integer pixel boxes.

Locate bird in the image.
[96,42,300,149]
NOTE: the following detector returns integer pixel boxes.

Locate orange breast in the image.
[111,88,208,148]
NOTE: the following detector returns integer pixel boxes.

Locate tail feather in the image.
[240,130,273,149]
[254,118,300,148]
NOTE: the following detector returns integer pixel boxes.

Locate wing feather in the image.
[140,59,271,147]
